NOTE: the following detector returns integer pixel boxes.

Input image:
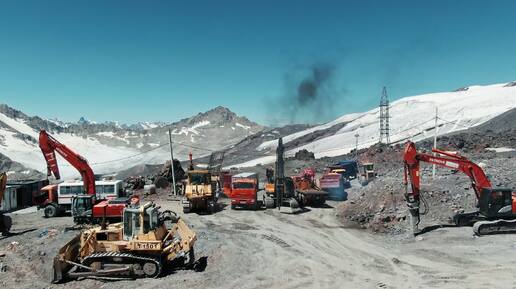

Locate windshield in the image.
[232,182,255,189]
[190,173,208,185]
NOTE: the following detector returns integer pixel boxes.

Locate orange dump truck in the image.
[230,172,259,210]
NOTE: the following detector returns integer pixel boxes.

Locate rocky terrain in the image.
[337,108,516,235]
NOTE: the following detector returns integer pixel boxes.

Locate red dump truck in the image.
[230,172,259,210]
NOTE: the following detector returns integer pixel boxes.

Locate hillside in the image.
[227,82,516,168]
[0,104,264,179]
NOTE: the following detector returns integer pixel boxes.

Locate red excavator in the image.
[39,130,137,224]
[403,141,516,235]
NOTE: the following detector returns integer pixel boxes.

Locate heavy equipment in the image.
[328,160,358,180]
[291,168,328,206]
[359,162,376,185]
[52,202,196,282]
[262,138,302,212]
[181,152,222,213]
[403,141,516,235]
[0,172,12,236]
[319,171,348,201]
[229,172,259,210]
[39,130,134,223]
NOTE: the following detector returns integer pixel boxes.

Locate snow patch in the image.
[485,147,515,153]
[236,122,251,130]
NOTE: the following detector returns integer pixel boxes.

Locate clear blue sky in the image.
[1,0,515,126]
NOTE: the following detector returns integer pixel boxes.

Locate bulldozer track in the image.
[82,251,162,278]
[261,234,290,248]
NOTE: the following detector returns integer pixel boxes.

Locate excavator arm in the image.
[39,130,96,195]
[0,172,6,205]
[403,141,493,233]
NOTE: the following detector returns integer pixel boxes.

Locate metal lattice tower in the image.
[379,86,390,144]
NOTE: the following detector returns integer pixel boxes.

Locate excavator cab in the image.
[479,188,515,218]
[71,195,95,224]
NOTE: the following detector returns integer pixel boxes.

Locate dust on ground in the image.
[1,190,516,289]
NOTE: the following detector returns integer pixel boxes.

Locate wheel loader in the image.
[52,202,197,282]
[181,152,223,214]
[182,169,217,213]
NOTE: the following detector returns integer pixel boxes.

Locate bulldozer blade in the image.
[52,234,81,283]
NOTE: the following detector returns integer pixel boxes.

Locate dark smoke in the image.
[296,64,333,106]
[270,62,338,125]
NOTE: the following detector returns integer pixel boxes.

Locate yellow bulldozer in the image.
[52,202,197,282]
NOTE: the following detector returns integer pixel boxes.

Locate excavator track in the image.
[473,219,516,236]
[75,252,163,279]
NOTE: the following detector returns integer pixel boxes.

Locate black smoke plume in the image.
[270,62,338,125]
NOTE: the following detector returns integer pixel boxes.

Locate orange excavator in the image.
[39,130,137,224]
[403,141,516,235]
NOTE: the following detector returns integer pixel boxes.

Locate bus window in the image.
[60,186,71,195]
[95,185,104,195]
[71,186,82,195]
[103,185,115,194]
[118,185,125,197]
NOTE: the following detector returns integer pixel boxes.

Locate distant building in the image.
[4,179,49,210]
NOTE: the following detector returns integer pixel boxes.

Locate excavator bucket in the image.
[52,234,81,283]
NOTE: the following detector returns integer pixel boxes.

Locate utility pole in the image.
[432,108,438,179]
[168,128,177,196]
[354,133,359,160]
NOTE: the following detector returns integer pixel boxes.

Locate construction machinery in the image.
[39,130,134,223]
[52,202,196,282]
[229,172,259,210]
[359,162,376,185]
[403,141,516,235]
[181,152,222,214]
[0,172,12,235]
[319,171,348,201]
[291,168,328,206]
[262,138,302,212]
[329,160,358,180]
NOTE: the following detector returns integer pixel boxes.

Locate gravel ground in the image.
[2,190,516,289]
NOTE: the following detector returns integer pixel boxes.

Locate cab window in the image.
[190,173,207,185]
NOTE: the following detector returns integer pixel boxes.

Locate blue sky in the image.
[1,0,515,126]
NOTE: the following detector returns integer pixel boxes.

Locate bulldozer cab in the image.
[123,204,159,240]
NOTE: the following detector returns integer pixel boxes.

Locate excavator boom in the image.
[39,130,96,195]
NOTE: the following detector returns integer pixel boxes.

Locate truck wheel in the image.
[44,205,58,218]
[264,197,275,209]
[208,201,215,214]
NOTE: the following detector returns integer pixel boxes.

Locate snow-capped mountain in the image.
[0,104,263,179]
[232,82,516,167]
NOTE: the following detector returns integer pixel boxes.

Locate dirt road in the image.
[1,198,515,289]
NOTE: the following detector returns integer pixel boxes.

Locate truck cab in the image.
[230,172,259,210]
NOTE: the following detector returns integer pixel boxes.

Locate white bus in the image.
[57,180,125,206]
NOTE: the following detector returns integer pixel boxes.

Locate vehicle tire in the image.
[265,197,275,209]
[208,201,215,214]
[44,205,58,218]
[231,204,236,210]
